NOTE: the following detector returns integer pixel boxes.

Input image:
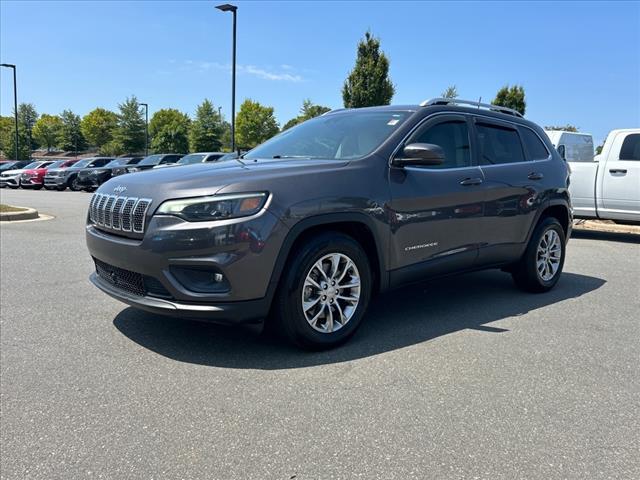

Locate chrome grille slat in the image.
[132,199,151,233]
[121,198,138,232]
[103,196,116,228]
[112,197,126,230]
[96,195,108,225]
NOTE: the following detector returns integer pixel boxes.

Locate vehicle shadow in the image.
[113,270,605,370]
[571,229,640,244]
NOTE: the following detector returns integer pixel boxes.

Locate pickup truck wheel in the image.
[275,232,372,350]
[511,217,566,293]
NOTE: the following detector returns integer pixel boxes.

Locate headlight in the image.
[156,192,268,222]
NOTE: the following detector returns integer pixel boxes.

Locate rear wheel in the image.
[274,232,372,349]
[511,217,566,292]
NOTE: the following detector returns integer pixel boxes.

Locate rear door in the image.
[601,132,640,220]
[473,117,554,265]
[388,114,485,279]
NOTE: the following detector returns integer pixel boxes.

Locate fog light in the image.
[169,266,230,293]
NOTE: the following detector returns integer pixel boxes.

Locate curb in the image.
[573,220,640,235]
[0,207,39,222]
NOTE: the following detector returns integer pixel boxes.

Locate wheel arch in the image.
[267,213,388,301]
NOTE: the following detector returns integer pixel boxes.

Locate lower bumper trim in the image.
[90,272,267,324]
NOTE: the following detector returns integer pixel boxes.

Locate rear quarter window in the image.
[520,128,550,160]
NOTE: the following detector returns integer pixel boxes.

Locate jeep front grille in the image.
[89,193,151,234]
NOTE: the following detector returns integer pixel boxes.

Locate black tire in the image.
[8,184,19,189]
[273,232,372,350]
[69,176,82,192]
[511,217,566,293]
[56,186,66,191]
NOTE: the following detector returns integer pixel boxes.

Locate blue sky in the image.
[1,0,638,145]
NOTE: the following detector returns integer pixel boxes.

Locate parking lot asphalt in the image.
[1,189,639,479]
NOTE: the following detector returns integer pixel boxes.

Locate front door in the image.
[387,114,485,284]
[601,132,640,221]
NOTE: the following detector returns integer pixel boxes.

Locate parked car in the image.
[44,157,113,191]
[75,157,143,191]
[86,98,572,349]
[126,154,183,172]
[0,160,30,173]
[561,128,639,223]
[0,161,56,189]
[21,159,80,190]
[153,152,227,168]
[41,159,81,190]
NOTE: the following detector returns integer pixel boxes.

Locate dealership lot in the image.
[1,189,639,479]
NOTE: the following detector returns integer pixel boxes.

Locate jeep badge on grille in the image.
[113,185,127,195]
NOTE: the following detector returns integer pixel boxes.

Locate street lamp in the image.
[140,103,149,156]
[0,63,19,160]
[215,3,237,152]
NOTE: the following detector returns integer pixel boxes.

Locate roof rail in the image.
[419,98,524,118]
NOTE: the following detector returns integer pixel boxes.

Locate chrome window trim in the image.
[389,111,552,170]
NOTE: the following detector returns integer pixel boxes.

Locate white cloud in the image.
[184,60,303,82]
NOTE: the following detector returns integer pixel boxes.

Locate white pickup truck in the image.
[547,129,640,223]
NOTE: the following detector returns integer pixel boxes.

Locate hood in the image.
[2,168,27,175]
[98,157,348,204]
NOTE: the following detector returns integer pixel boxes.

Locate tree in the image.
[441,85,458,99]
[149,108,191,153]
[544,124,579,132]
[18,103,39,150]
[0,116,14,156]
[81,108,118,149]
[113,96,146,154]
[235,99,279,149]
[5,125,31,160]
[342,31,395,108]
[58,110,86,152]
[282,99,331,131]
[492,85,526,115]
[33,114,63,151]
[189,99,224,152]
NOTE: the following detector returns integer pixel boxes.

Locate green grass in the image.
[0,204,27,213]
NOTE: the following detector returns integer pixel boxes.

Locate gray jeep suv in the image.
[86,98,571,349]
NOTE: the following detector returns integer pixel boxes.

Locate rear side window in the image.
[520,128,550,160]
[476,123,525,165]
[619,134,640,160]
[409,120,471,169]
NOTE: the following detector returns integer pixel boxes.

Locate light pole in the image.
[1,63,19,160]
[215,3,237,152]
[140,103,149,155]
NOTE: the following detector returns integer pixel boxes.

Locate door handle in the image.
[527,172,544,180]
[459,177,483,186]
[609,168,627,174]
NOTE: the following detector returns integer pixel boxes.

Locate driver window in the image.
[410,120,471,168]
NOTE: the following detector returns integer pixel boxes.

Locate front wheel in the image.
[511,217,566,292]
[274,232,372,350]
[69,176,82,192]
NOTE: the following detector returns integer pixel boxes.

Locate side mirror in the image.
[393,143,445,167]
[557,145,566,160]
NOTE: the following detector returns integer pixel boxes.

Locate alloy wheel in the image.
[536,229,562,281]
[301,253,361,333]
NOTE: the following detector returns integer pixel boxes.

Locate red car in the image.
[21,159,79,190]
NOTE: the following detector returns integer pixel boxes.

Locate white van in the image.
[544,130,594,163]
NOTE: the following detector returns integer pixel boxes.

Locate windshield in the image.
[46,160,65,169]
[69,159,92,169]
[138,154,163,166]
[105,158,130,167]
[178,154,205,165]
[23,162,42,169]
[218,153,238,162]
[0,162,17,170]
[244,111,412,161]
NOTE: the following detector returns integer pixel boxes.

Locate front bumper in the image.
[86,208,288,323]
[20,176,43,186]
[44,176,67,187]
[0,175,20,187]
[90,272,270,323]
